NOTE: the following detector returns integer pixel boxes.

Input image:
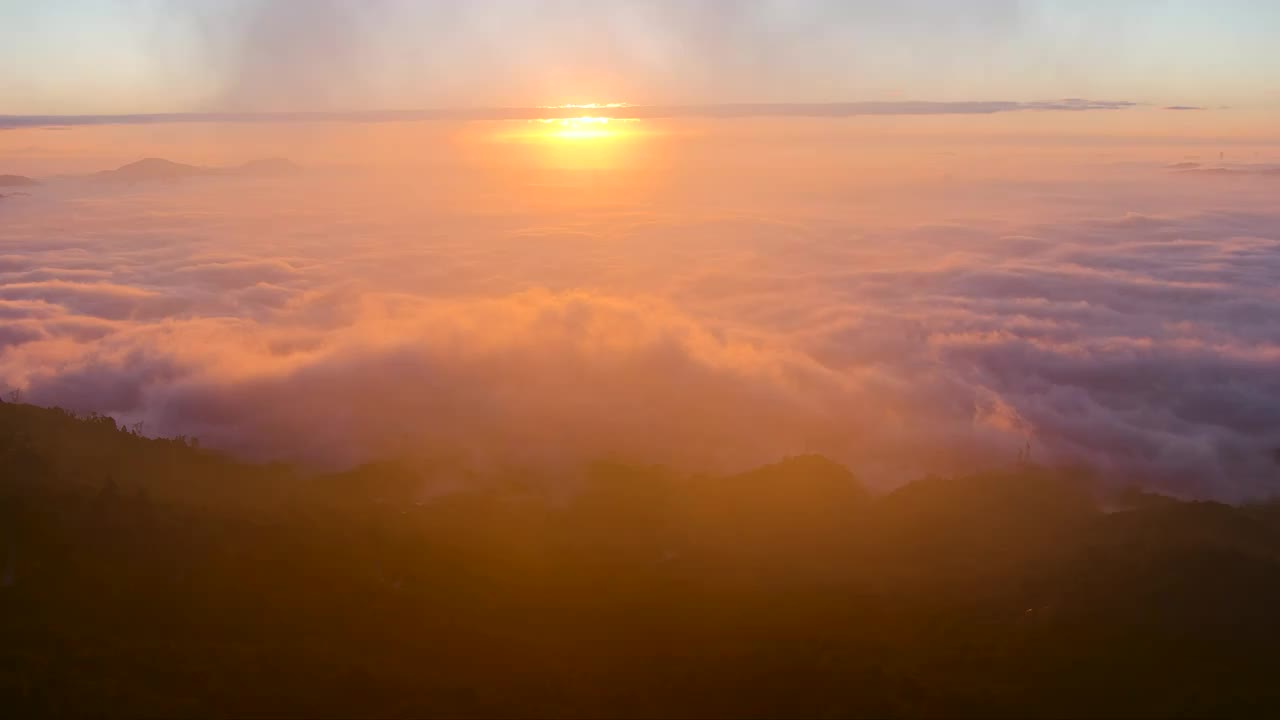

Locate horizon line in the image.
[0,99,1148,129]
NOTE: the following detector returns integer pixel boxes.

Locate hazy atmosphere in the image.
[4,2,1280,716]
[6,1,1280,113]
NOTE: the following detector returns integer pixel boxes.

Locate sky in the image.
[3,0,1280,114]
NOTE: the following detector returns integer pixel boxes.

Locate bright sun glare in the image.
[519,103,637,142]
[486,104,646,169]
[538,116,617,140]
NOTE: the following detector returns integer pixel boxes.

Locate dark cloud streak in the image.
[0,99,1139,129]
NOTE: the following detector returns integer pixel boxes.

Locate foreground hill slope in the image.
[3,400,1280,717]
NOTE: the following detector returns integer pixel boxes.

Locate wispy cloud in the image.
[0,99,1140,129]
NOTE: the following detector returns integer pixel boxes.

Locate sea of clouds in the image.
[2,130,1279,499]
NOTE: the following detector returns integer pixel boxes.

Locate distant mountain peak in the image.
[93,157,301,182]
[96,157,205,181]
[0,174,39,187]
[121,157,194,170]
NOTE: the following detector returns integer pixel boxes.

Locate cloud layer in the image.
[2,129,1279,499]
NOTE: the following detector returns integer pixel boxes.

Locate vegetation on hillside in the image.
[3,400,1280,717]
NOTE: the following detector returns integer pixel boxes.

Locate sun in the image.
[518,103,637,143]
[481,103,651,169]
[540,116,616,141]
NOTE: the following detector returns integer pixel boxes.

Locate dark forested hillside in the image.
[3,400,1280,717]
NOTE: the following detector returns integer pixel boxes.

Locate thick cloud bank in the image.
[2,136,1279,499]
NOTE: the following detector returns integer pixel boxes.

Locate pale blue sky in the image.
[2,0,1278,114]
